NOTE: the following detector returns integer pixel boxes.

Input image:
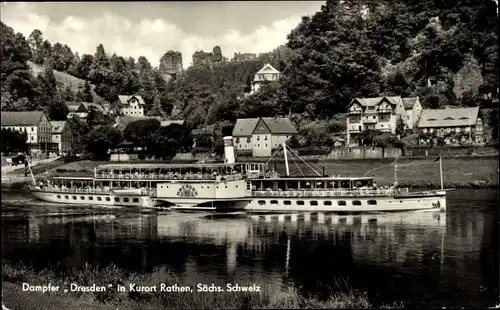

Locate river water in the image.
[1,188,498,308]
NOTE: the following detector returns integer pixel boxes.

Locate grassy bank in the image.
[3,156,498,189]
[2,262,403,309]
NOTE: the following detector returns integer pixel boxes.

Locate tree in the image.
[28,29,44,65]
[489,109,498,141]
[86,106,111,126]
[83,125,122,160]
[1,128,28,153]
[144,127,180,159]
[395,116,406,136]
[47,100,69,121]
[62,84,74,102]
[123,119,161,146]
[82,80,93,102]
[75,89,85,102]
[88,44,110,84]
[244,75,252,93]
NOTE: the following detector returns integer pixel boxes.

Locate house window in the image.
[323,201,332,206]
[352,200,362,206]
[368,200,377,205]
[257,136,260,141]
[270,200,278,204]
[284,200,291,205]
[114,197,120,202]
[264,136,268,141]
[31,127,34,131]
[133,198,139,203]
[236,138,240,143]
[97,197,102,201]
[106,197,111,201]
[80,196,85,200]
[258,200,266,205]
[310,201,318,206]
[338,200,346,206]
[64,195,69,199]
[124,198,129,203]
[297,200,305,205]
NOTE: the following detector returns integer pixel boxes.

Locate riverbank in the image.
[2,262,403,309]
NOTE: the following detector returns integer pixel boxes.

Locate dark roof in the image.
[232,117,298,136]
[117,95,146,106]
[418,107,480,128]
[1,111,45,126]
[50,121,67,134]
[81,102,105,112]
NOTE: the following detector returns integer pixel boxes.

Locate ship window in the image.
[97,197,102,201]
[133,198,139,203]
[324,201,332,206]
[72,196,77,200]
[310,201,318,206]
[338,200,346,206]
[368,200,377,205]
[353,200,362,206]
[284,200,291,205]
[258,200,266,205]
[106,197,111,201]
[64,195,69,199]
[88,196,93,201]
[80,196,85,200]
[114,197,120,202]
[124,198,129,203]
[270,200,278,204]
[297,200,305,205]
[57,195,61,199]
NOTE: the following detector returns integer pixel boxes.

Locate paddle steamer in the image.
[29,136,447,213]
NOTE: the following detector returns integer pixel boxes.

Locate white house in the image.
[250,63,281,95]
[1,111,57,154]
[115,95,145,116]
[50,121,73,154]
[346,96,421,145]
[232,117,298,157]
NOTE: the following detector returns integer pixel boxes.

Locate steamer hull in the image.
[244,191,446,213]
[30,190,161,209]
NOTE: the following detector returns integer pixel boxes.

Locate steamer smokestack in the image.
[223,136,235,164]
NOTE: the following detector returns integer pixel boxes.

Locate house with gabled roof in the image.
[114,95,145,116]
[1,111,57,154]
[50,121,73,154]
[67,102,110,119]
[346,96,422,145]
[232,117,298,157]
[402,97,423,129]
[417,106,483,144]
[250,63,281,95]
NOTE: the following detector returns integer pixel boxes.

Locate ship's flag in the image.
[434,156,441,162]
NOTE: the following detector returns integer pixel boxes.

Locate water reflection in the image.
[1,189,498,308]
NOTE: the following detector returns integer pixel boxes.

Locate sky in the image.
[0,1,324,68]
